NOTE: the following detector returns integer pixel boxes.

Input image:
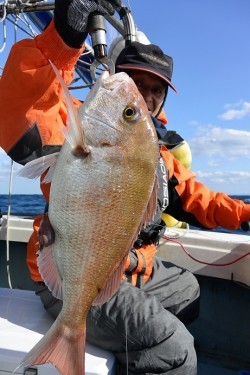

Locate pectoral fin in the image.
[18,152,59,183]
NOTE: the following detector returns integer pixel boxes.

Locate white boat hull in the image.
[0,215,250,373]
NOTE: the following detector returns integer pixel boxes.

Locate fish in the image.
[18,63,159,375]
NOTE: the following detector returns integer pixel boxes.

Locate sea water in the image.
[0,194,250,236]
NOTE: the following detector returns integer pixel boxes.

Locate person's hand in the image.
[38,214,55,249]
[54,0,121,48]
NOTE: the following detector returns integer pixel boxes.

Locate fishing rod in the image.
[0,0,137,83]
[0,0,55,18]
[0,0,136,42]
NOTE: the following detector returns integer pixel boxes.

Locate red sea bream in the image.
[18,66,159,374]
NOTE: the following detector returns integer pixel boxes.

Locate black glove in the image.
[54,0,121,48]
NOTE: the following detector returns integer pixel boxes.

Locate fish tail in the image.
[19,318,86,375]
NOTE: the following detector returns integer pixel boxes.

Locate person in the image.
[0,1,250,374]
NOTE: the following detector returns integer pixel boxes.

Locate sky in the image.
[0,0,250,195]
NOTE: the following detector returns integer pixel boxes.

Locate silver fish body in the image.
[20,70,159,375]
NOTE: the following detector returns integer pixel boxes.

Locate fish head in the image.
[78,71,158,153]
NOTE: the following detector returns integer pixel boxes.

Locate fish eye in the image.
[123,105,139,121]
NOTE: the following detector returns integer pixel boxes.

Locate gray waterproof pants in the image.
[35,257,199,374]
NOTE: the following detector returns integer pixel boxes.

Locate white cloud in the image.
[188,120,200,126]
[189,125,250,159]
[207,160,220,167]
[196,170,250,182]
[219,101,250,120]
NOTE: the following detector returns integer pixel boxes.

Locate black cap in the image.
[115,41,177,93]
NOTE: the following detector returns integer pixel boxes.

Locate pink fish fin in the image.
[92,253,128,305]
[50,60,90,158]
[17,153,59,183]
[17,318,86,375]
[37,245,64,300]
[141,174,158,227]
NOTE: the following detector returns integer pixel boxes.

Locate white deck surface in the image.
[0,288,116,375]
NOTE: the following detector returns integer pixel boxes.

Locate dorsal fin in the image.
[50,60,90,157]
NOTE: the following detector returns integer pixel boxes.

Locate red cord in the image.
[162,235,250,266]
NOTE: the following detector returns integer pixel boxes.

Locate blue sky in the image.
[0,0,250,195]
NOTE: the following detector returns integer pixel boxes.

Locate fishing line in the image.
[69,83,94,90]
[21,12,38,37]
[124,293,129,375]
[7,14,36,38]
[6,159,14,289]
[4,17,18,290]
[162,235,250,266]
[126,0,133,12]
[157,219,250,265]
[81,48,94,57]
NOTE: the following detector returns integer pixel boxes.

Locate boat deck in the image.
[0,217,249,374]
[0,286,245,375]
[0,288,116,375]
[197,362,238,374]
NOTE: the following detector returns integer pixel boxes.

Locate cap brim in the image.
[116,64,178,93]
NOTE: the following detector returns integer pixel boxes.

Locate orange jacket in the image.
[1,20,249,285]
